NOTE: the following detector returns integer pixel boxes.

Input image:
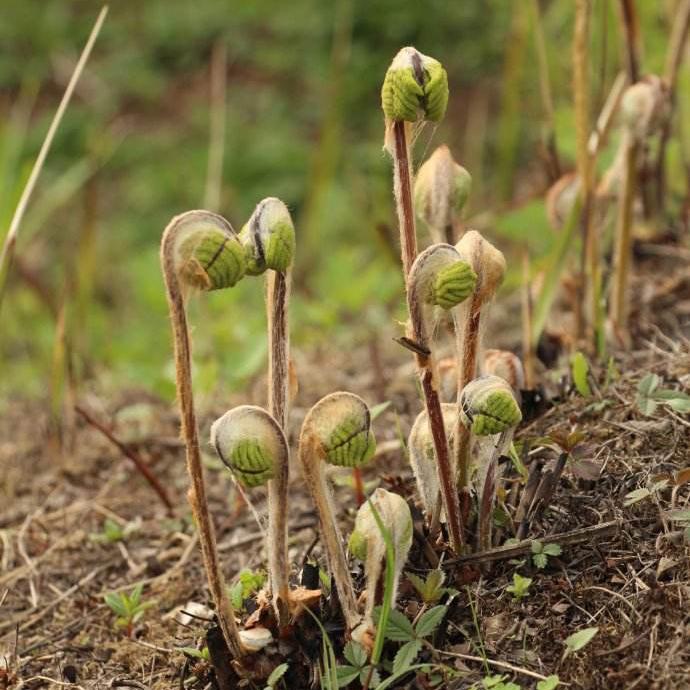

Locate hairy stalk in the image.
[266,269,290,623]
[383,48,458,550]
[298,392,376,634]
[453,231,505,494]
[574,0,601,350]
[609,134,637,342]
[161,210,246,659]
[240,197,296,625]
[407,245,476,553]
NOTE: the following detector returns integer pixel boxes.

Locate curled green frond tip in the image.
[179,228,246,290]
[460,375,522,436]
[211,405,287,489]
[240,197,296,276]
[381,47,449,123]
[222,438,275,487]
[431,260,477,309]
[325,421,376,468]
[348,529,368,561]
[304,392,377,469]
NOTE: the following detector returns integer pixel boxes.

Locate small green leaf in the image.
[178,646,209,660]
[266,663,289,687]
[343,641,367,668]
[393,639,422,673]
[377,607,416,642]
[359,666,380,688]
[571,352,591,397]
[564,626,598,656]
[623,487,652,506]
[533,553,548,569]
[537,675,560,690]
[638,373,660,397]
[531,540,543,554]
[543,543,562,557]
[334,665,360,688]
[415,605,446,638]
[506,573,532,599]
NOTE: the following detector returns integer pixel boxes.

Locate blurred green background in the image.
[0,0,686,403]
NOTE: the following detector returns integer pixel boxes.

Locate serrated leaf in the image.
[335,665,360,688]
[343,641,367,668]
[571,352,591,397]
[393,639,422,674]
[359,667,380,688]
[537,676,560,690]
[266,663,289,687]
[533,553,548,569]
[666,397,690,413]
[543,543,562,556]
[623,487,652,506]
[374,607,415,642]
[415,605,446,638]
[564,626,598,655]
[638,373,660,397]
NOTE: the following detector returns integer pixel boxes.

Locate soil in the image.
[1,245,690,690]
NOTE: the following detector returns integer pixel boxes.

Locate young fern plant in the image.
[452,231,506,492]
[160,210,247,659]
[458,375,522,551]
[609,77,668,342]
[348,488,413,648]
[210,405,289,633]
[298,392,376,636]
[239,197,296,624]
[406,244,477,553]
[381,46,449,277]
[414,145,472,245]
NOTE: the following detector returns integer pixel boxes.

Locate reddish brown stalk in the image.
[390,117,464,552]
[393,121,418,278]
[406,253,465,553]
[75,405,173,514]
[161,217,243,660]
[521,249,536,390]
[266,269,290,625]
[609,137,638,343]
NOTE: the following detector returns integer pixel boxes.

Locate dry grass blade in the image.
[0,6,109,315]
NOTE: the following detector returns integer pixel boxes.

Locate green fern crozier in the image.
[381,47,449,123]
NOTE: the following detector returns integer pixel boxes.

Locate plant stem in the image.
[266,269,290,625]
[574,0,600,348]
[529,0,561,181]
[521,249,536,390]
[161,224,243,660]
[298,436,361,632]
[390,119,463,553]
[0,6,108,316]
[392,121,417,278]
[609,135,638,343]
[407,282,464,553]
